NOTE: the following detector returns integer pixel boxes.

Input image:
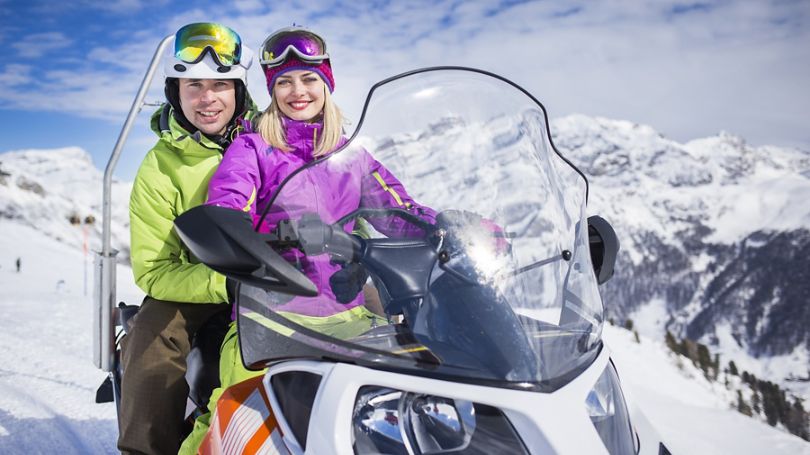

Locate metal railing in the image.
[92,35,173,371]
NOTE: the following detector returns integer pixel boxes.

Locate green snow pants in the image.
[178,321,265,455]
[179,305,384,454]
[117,296,229,455]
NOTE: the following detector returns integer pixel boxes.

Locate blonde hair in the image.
[256,85,344,157]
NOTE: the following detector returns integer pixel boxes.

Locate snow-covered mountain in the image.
[550,115,810,398]
[349,108,809,435]
[0,147,131,260]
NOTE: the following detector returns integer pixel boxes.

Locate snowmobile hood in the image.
[221,68,604,391]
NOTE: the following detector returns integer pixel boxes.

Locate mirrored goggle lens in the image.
[175,22,242,66]
[260,30,327,66]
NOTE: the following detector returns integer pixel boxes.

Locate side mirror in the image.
[174,205,318,296]
[587,215,619,285]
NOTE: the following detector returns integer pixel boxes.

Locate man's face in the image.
[178,78,236,136]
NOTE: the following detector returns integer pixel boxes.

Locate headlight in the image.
[585,362,638,455]
[352,386,529,454]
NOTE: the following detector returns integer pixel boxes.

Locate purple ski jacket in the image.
[207,118,435,317]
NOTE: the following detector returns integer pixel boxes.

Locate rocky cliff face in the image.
[551,115,810,383]
[0,147,131,260]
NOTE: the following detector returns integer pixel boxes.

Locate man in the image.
[118,23,255,454]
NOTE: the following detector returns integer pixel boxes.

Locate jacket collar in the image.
[152,104,224,153]
[283,117,323,160]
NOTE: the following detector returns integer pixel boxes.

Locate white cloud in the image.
[0,64,32,87]
[82,0,169,13]
[11,32,72,59]
[234,0,264,13]
[4,0,810,152]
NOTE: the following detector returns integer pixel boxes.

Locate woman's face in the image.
[178,78,236,136]
[273,70,326,121]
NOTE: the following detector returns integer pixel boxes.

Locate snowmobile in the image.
[167,67,672,454]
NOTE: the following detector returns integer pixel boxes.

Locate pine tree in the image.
[785,399,809,441]
[665,331,679,354]
[752,391,761,414]
[761,382,779,426]
[680,338,697,364]
[728,360,738,376]
[737,390,753,417]
[623,319,634,331]
[697,343,712,378]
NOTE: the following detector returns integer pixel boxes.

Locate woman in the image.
[179,26,434,454]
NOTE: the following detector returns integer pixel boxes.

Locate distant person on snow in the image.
[118,22,256,455]
[15,257,20,273]
[179,25,436,453]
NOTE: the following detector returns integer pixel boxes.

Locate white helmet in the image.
[163,45,253,83]
[163,22,253,84]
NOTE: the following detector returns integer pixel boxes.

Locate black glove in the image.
[329,263,369,304]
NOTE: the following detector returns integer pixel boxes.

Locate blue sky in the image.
[1,0,808,180]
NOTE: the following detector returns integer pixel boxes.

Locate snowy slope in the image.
[0,147,131,259]
[606,326,810,454]
[553,116,810,246]
[550,115,810,398]
[358,111,810,402]
[0,218,807,453]
[0,221,143,453]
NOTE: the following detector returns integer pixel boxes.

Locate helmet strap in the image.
[164,78,199,136]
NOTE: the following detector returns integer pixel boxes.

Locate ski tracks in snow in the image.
[0,380,111,454]
[0,222,123,453]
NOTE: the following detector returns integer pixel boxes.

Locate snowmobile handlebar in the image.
[174,205,319,297]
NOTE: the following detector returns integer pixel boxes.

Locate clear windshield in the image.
[237,69,603,389]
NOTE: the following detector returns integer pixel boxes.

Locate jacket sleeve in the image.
[206,135,262,221]
[129,152,229,303]
[360,154,436,237]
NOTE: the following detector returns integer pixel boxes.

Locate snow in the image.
[0,218,807,453]
[606,326,810,455]
[552,115,810,246]
[0,221,143,454]
[629,297,669,339]
[713,323,810,401]
[706,173,810,242]
[0,147,131,258]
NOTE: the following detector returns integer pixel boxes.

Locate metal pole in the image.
[102,34,172,258]
[93,35,172,371]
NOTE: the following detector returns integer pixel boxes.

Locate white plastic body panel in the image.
[260,346,666,455]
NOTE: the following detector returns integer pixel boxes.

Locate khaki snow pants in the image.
[117,296,229,455]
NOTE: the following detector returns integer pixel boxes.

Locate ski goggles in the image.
[259,28,329,68]
[174,22,242,67]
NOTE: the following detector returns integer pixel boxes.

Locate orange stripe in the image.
[200,375,282,455]
[243,385,280,453]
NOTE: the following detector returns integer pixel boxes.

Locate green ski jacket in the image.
[129,104,252,303]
